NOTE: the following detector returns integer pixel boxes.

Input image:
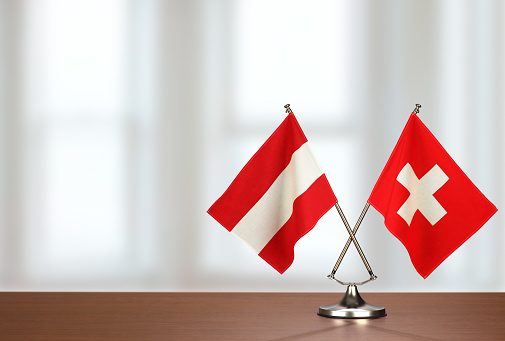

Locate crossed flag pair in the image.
[208,106,497,279]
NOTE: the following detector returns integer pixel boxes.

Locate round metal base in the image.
[318,285,386,319]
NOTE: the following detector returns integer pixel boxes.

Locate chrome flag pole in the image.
[413,103,421,114]
[317,107,430,319]
[283,103,385,318]
[328,104,423,280]
[327,202,375,284]
[284,104,373,279]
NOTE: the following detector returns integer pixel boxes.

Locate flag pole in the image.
[328,103,421,283]
[284,103,375,278]
[331,202,376,282]
[283,104,385,318]
[319,105,431,320]
[284,104,375,279]
[328,202,375,284]
[413,103,421,114]
[319,103,424,318]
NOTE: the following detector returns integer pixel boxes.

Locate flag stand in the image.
[318,202,386,318]
[318,283,386,318]
[285,103,385,318]
[318,104,422,318]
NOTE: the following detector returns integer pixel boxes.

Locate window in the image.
[16,0,158,289]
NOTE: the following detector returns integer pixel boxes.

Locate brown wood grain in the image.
[0,292,504,340]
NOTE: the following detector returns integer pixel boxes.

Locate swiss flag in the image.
[368,113,497,278]
[208,113,337,274]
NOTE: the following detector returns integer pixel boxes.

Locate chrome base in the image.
[318,285,386,319]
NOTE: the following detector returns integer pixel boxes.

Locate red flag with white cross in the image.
[368,112,497,278]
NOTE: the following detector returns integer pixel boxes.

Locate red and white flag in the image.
[368,113,497,278]
[208,113,337,274]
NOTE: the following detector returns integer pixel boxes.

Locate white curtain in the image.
[0,0,502,292]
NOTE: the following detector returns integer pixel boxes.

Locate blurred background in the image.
[0,0,502,292]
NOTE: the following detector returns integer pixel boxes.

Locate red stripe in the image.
[208,113,308,231]
[258,174,337,274]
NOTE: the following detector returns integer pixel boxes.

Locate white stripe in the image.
[231,142,324,253]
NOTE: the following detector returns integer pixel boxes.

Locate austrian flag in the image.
[368,113,497,278]
[208,113,337,274]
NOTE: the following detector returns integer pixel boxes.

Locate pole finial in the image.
[413,104,421,115]
[284,104,292,114]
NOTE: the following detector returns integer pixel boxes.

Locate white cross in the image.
[396,163,449,226]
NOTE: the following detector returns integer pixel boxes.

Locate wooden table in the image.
[1,292,504,340]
